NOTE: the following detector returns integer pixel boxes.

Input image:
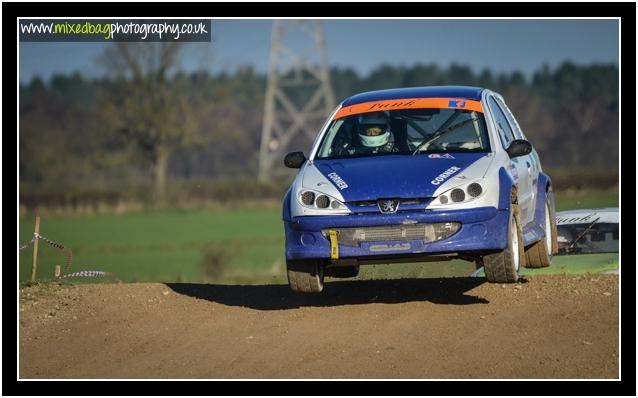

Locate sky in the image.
[19,19,619,84]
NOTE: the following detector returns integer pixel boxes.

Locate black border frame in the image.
[5,2,635,396]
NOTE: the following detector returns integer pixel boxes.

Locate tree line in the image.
[19,44,618,208]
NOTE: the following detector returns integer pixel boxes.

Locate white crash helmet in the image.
[358,111,390,147]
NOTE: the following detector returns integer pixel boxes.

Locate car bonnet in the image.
[308,152,489,202]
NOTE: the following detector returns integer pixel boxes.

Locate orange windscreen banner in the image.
[333,97,484,120]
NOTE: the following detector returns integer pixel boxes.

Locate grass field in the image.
[553,188,619,211]
[18,188,618,285]
[19,209,286,284]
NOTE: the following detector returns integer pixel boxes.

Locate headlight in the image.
[298,189,347,210]
[467,182,483,198]
[301,191,315,205]
[430,180,486,206]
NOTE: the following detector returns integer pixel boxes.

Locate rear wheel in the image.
[524,198,555,268]
[287,259,324,293]
[483,204,523,283]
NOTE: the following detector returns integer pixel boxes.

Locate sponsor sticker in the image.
[428,153,455,159]
[556,214,595,224]
[327,172,348,190]
[448,99,467,108]
[431,166,461,185]
[332,98,484,120]
[369,243,411,252]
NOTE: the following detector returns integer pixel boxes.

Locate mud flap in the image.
[512,204,526,268]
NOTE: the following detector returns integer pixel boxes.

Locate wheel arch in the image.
[498,166,517,209]
[282,187,292,222]
[521,171,558,253]
[534,172,554,226]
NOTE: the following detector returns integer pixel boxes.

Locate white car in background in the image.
[556,208,619,255]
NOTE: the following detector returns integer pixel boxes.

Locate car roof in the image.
[556,208,619,225]
[341,86,485,107]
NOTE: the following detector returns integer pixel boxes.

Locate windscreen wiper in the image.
[412,113,478,155]
[567,217,600,253]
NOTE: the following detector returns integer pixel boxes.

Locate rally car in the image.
[282,86,558,292]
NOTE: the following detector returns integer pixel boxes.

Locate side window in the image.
[496,97,540,171]
[496,98,525,140]
[488,97,516,149]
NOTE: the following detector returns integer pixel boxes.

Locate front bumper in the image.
[284,207,509,261]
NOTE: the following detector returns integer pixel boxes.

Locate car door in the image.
[487,96,534,226]
[496,97,540,225]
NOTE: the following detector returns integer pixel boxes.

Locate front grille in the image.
[347,198,432,213]
[322,222,460,247]
[349,198,428,207]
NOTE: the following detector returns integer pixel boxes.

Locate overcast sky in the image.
[19,19,619,84]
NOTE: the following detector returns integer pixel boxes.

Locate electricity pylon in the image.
[258,20,335,182]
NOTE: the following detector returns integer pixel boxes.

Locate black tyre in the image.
[524,198,556,268]
[483,204,523,283]
[287,259,324,293]
[325,266,360,278]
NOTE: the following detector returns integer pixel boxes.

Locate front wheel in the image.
[287,259,324,293]
[483,204,523,283]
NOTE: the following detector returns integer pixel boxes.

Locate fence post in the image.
[54,265,61,278]
[30,212,40,284]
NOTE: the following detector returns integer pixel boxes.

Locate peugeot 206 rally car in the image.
[282,86,558,293]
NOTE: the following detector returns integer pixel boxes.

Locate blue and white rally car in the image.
[282,86,557,292]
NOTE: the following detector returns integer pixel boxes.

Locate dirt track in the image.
[19,275,618,379]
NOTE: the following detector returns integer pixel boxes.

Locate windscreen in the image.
[315,108,491,159]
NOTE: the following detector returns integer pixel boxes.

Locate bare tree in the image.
[98,42,198,202]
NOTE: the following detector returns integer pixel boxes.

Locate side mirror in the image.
[506,139,532,159]
[284,151,306,168]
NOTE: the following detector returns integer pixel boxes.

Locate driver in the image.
[356,111,398,154]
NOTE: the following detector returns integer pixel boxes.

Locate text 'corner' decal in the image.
[431,166,461,185]
[448,99,467,108]
[327,172,348,190]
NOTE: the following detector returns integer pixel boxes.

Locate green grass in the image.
[18,188,619,285]
[19,208,285,284]
[472,253,619,278]
[524,253,619,275]
[353,260,474,280]
[554,188,618,211]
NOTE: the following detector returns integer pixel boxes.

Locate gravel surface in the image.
[19,275,619,379]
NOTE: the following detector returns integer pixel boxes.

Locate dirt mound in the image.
[19,275,619,379]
